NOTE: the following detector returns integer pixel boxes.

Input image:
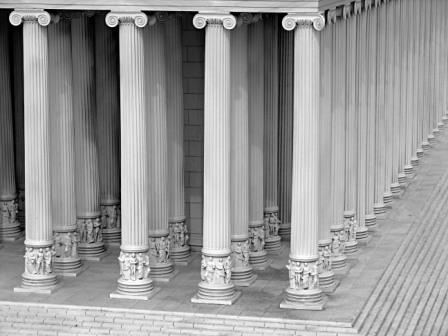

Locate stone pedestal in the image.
[263,207,282,253]
[280,14,325,311]
[168,216,190,265]
[191,13,240,305]
[10,10,58,293]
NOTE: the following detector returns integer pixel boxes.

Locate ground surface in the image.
[1,131,448,335]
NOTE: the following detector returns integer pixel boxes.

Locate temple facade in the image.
[0,0,447,312]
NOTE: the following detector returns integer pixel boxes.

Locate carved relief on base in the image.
[148,236,171,264]
[24,246,55,275]
[286,260,320,291]
[330,226,346,257]
[231,240,250,268]
[200,255,232,285]
[317,243,332,273]
[100,203,121,230]
[263,209,281,240]
[0,199,19,226]
[343,212,358,245]
[168,219,189,249]
[76,217,103,244]
[118,251,151,281]
[53,231,79,259]
[248,225,265,253]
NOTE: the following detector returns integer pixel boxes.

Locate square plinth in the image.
[56,264,88,278]
[151,269,179,283]
[233,274,258,287]
[252,258,273,271]
[79,251,109,262]
[109,287,161,301]
[172,255,196,267]
[191,291,242,306]
[321,280,340,294]
[14,284,61,295]
[280,297,326,311]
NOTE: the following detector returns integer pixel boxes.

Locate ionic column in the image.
[318,10,336,292]
[415,0,426,158]
[9,10,58,293]
[365,0,377,228]
[420,0,431,152]
[330,9,347,271]
[72,15,106,260]
[145,16,176,281]
[280,13,325,311]
[106,12,156,300]
[277,28,293,240]
[165,14,191,264]
[11,25,25,227]
[427,0,437,143]
[263,14,282,253]
[248,18,270,270]
[191,13,240,305]
[48,17,83,276]
[355,2,370,241]
[230,14,256,286]
[373,0,387,217]
[343,4,358,255]
[95,14,121,246]
[0,13,21,241]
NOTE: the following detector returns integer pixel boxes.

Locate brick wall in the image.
[182,14,204,251]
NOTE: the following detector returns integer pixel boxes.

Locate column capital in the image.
[354,1,362,15]
[326,9,337,24]
[365,0,373,11]
[235,13,253,26]
[9,9,51,26]
[192,13,237,30]
[282,13,325,31]
[105,11,150,28]
[342,4,352,19]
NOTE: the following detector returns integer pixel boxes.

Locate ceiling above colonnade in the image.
[0,0,353,13]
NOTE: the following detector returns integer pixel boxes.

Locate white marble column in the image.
[318,11,336,292]
[10,9,58,293]
[95,14,121,246]
[263,14,282,253]
[356,3,370,241]
[11,26,25,227]
[415,0,426,158]
[330,10,347,271]
[106,12,156,300]
[248,18,270,270]
[277,28,293,240]
[230,14,256,286]
[165,14,191,264]
[0,13,21,241]
[72,15,106,260]
[48,17,83,276]
[421,0,431,152]
[373,1,387,217]
[145,16,176,281]
[191,13,240,305]
[280,13,325,311]
[343,4,358,255]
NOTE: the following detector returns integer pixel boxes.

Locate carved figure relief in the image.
[118,252,151,281]
[344,215,358,243]
[101,205,121,230]
[77,218,103,244]
[54,232,79,258]
[0,200,19,225]
[24,246,55,275]
[200,256,232,285]
[318,245,332,273]
[249,226,265,252]
[169,222,189,248]
[149,236,171,263]
[231,240,250,268]
[264,211,280,239]
[286,260,319,290]
[331,230,346,255]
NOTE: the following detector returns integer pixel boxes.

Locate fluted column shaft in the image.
[72,15,105,259]
[95,14,121,245]
[0,13,21,241]
[9,10,58,291]
[165,15,190,263]
[277,28,293,239]
[48,18,82,274]
[280,13,325,310]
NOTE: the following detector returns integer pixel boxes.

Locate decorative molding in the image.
[282,13,325,31]
[9,9,51,26]
[192,13,237,30]
[105,11,149,28]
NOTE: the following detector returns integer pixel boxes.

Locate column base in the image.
[14,273,58,294]
[383,192,393,205]
[110,277,158,300]
[404,165,414,180]
[103,228,121,246]
[365,214,376,229]
[170,246,192,265]
[231,266,257,287]
[398,173,407,186]
[53,257,85,277]
[422,141,430,151]
[344,240,358,255]
[427,134,435,145]
[391,182,401,197]
[442,115,448,124]
[411,157,419,167]
[264,236,282,254]
[280,288,325,310]
[416,148,424,158]
[78,242,107,261]
[149,262,178,282]
[373,202,386,215]
[356,227,370,245]
[191,282,241,305]
[433,128,440,138]
[319,271,339,293]
[278,223,291,240]
[0,222,24,241]
[331,254,346,271]
[249,250,272,271]
[438,122,444,130]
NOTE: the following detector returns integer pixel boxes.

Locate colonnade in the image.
[0,0,447,310]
